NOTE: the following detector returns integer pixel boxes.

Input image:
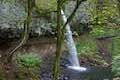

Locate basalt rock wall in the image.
[0,0,89,39]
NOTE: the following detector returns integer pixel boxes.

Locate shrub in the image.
[90,27,116,38]
[76,35,97,55]
[112,54,120,76]
[16,52,42,80]
[16,52,42,69]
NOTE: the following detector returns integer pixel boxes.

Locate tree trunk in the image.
[52,0,87,79]
[52,0,63,80]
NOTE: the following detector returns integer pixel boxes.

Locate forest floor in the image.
[0,36,115,80]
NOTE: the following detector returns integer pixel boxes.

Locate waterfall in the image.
[61,10,86,71]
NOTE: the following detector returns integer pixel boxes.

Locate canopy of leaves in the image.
[85,0,119,26]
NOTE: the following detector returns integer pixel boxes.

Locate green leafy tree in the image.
[85,0,118,26]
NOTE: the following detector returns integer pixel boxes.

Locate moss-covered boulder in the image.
[35,0,57,13]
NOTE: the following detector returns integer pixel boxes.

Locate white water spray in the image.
[61,10,86,71]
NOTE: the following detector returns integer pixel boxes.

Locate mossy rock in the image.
[35,0,57,14]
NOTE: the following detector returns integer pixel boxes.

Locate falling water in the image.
[61,10,86,71]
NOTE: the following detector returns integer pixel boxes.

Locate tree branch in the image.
[62,0,87,30]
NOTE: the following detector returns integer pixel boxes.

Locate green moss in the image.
[35,0,57,14]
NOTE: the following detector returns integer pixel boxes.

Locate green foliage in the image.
[90,27,116,38]
[112,54,120,76]
[113,37,120,56]
[90,28,105,38]
[76,35,97,55]
[16,52,41,80]
[96,1,118,25]
[17,52,42,68]
[86,0,119,26]
[112,33,120,76]
[35,0,57,14]
[76,34,107,65]
[76,42,96,55]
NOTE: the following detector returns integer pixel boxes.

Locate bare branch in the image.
[62,0,87,30]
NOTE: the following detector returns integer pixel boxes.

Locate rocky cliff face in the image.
[64,1,91,34]
[0,0,57,39]
[0,0,90,39]
[0,0,27,39]
[0,0,27,29]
